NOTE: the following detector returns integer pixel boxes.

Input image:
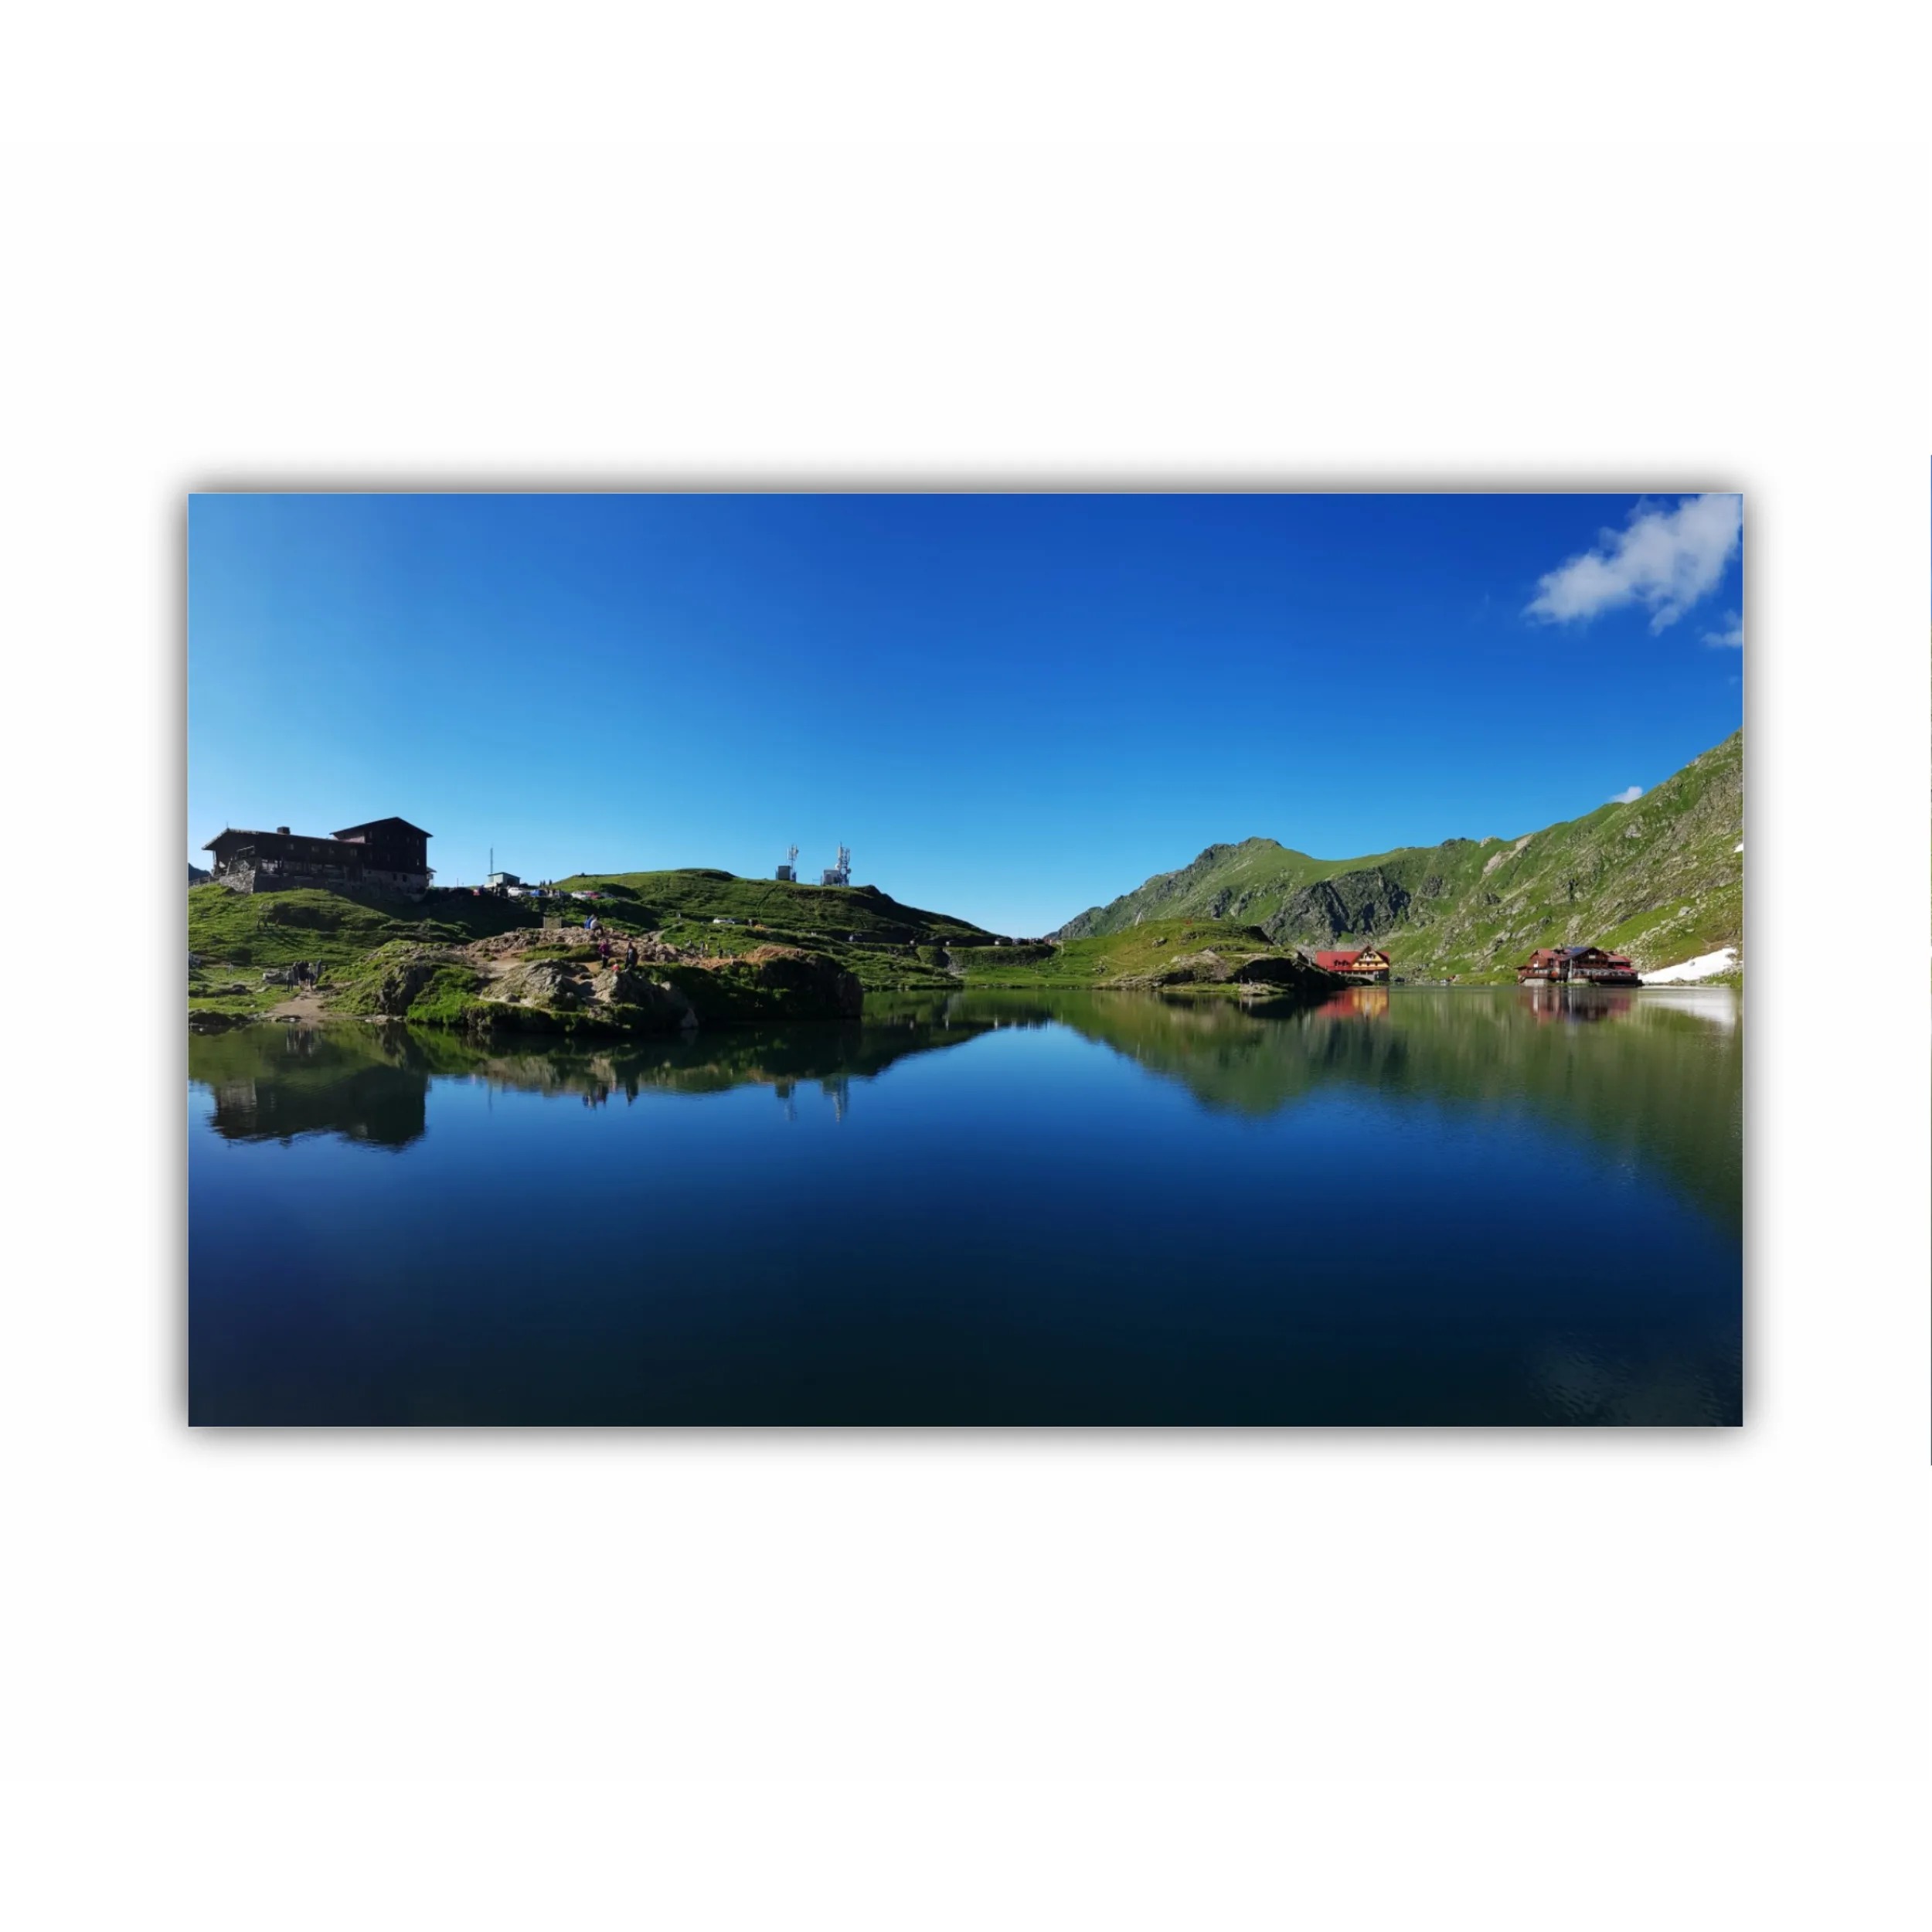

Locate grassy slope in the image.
[188,884,542,1017]
[187,872,971,1020]
[951,917,1285,986]
[189,883,536,969]
[547,868,990,992]
[550,869,992,943]
[1054,731,1742,979]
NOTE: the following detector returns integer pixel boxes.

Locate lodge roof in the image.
[202,820,433,857]
[201,825,358,852]
[334,817,433,840]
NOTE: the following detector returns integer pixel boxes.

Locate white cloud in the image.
[1702,610,1743,648]
[1608,784,1643,804]
[1526,494,1742,632]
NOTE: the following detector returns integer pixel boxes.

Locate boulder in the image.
[1233,954,1322,987]
[1159,949,1236,985]
[591,968,699,1030]
[495,960,590,1009]
[731,946,863,1017]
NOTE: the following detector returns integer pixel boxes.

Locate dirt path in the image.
[264,985,332,1021]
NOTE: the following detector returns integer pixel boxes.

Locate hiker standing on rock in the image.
[624,941,638,970]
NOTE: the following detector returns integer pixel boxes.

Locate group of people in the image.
[593,930,639,972]
[580,913,639,972]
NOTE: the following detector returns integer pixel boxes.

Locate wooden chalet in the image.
[201,816,433,897]
[1312,946,1392,984]
[1516,944,1639,987]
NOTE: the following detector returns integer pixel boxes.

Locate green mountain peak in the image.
[1054,731,1741,978]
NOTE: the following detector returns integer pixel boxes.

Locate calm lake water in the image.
[188,985,1743,1425]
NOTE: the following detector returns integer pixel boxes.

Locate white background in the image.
[2,8,1929,1926]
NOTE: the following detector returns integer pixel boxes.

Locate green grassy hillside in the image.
[188,882,538,969]
[1054,731,1742,980]
[551,868,992,944]
[950,917,1315,988]
[186,872,973,1020]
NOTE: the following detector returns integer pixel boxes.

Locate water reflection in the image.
[1315,986,1390,1021]
[190,986,1740,1232]
[188,1008,998,1148]
[195,1025,429,1149]
[189,988,1741,1425]
[1518,983,1634,1024]
[1032,985,1741,1228]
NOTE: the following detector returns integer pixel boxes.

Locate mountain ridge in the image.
[1053,732,1742,979]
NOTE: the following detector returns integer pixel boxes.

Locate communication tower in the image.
[776,842,800,883]
[821,844,852,888]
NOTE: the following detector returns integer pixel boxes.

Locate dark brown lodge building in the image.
[202,818,433,897]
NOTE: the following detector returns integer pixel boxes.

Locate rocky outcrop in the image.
[495,959,591,1009]
[1112,947,1342,997]
[470,943,859,1036]
[1264,869,1412,944]
[591,968,699,1029]
[1156,949,1236,985]
[1231,954,1331,988]
[360,949,469,1016]
[724,946,864,1017]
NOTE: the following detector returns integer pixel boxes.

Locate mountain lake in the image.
[188,984,1743,1426]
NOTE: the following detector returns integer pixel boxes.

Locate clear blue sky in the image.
[189,493,1743,935]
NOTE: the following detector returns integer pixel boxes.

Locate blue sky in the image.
[189,493,1743,935]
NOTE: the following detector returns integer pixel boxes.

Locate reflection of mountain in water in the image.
[189,991,1739,1226]
[188,1007,1006,1146]
[931,986,1742,1229]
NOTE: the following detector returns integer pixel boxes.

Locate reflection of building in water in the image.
[205,1066,430,1147]
[1315,986,1390,1021]
[824,1074,849,1123]
[774,1079,798,1123]
[1519,983,1634,1025]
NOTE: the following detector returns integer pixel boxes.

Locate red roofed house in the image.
[1312,946,1392,984]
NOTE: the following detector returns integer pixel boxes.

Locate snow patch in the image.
[1641,946,1738,985]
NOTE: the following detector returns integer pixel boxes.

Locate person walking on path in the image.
[624,941,638,970]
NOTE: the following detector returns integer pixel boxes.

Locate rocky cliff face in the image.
[1265,870,1413,944]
